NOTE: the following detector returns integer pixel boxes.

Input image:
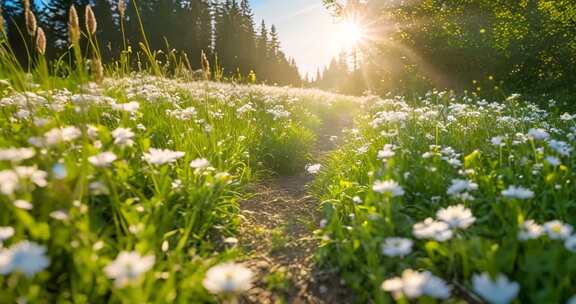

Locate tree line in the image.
[1,0,301,85]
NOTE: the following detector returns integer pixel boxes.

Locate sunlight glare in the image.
[337,20,366,50]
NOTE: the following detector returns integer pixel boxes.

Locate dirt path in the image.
[239,115,353,303]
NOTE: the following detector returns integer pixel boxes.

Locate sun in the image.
[337,20,366,50]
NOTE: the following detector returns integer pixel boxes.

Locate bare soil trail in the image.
[239,114,354,304]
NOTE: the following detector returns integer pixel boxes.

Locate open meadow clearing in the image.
[1,0,576,303]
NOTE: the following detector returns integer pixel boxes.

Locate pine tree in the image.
[238,0,256,74]
[92,0,122,60]
[255,19,268,79]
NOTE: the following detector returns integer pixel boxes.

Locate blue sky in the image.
[251,0,341,78]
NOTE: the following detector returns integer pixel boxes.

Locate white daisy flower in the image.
[527,128,549,141]
[545,156,561,167]
[0,147,35,162]
[381,269,451,300]
[472,273,519,304]
[202,263,253,296]
[0,170,19,195]
[501,186,534,200]
[15,166,48,187]
[0,227,15,243]
[104,251,155,287]
[436,204,476,229]
[373,180,405,197]
[112,101,140,113]
[44,126,81,146]
[543,220,573,240]
[564,236,576,252]
[0,241,50,277]
[518,220,543,241]
[190,158,211,170]
[13,199,32,210]
[88,152,117,167]
[490,136,505,146]
[143,148,185,165]
[305,163,321,174]
[447,179,478,195]
[413,218,453,242]
[381,237,413,258]
[112,128,135,147]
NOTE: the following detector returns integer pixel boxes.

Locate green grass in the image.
[0,72,361,302]
[312,92,576,303]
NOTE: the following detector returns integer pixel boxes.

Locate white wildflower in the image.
[14,166,48,187]
[44,126,81,146]
[472,273,519,304]
[104,251,155,287]
[545,156,561,167]
[88,152,117,167]
[490,136,505,146]
[446,179,478,196]
[112,101,140,113]
[373,180,405,197]
[143,148,185,165]
[305,163,321,175]
[203,263,253,296]
[190,158,211,170]
[381,269,451,300]
[14,199,33,210]
[501,186,534,200]
[112,128,135,147]
[0,227,15,243]
[0,241,50,277]
[527,128,549,141]
[543,220,573,240]
[381,237,413,258]
[518,220,543,241]
[0,147,35,162]
[436,204,476,229]
[564,236,576,252]
[413,218,453,242]
[0,170,19,195]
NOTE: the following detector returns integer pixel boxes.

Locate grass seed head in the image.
[91,57,104,82]
[36,27,46,55]
[201,50,211,80]
[68,5,80,45]
[0,5,4,34]
[118,0,126,20]
[85,5,97,35]
[25,9,37,36]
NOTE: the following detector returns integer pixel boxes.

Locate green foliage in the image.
[0,63,361,301]
[313,91,576,303]
[322,0,576,102]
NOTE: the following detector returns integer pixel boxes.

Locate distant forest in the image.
[320,0,576,100]
[1,0,302,85]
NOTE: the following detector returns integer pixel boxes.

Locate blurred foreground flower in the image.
[472,273,519,304]
[372,180,404,197]
[203,262,253,300]
[143,148,185,165]
[381,269,451,300]
[0,241,50,277]
[104,251,155,287]
[305,163,321,174]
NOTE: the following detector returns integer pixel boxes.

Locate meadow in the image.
[0,73,364,302]
[313,92,576,303]
[1,1,575,303]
